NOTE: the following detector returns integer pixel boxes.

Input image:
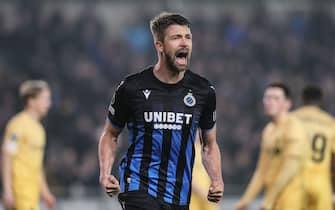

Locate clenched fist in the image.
[100,174,120,197]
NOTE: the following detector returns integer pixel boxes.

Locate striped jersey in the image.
[107,66,216,206]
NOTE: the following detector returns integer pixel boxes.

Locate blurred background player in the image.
[293,85,335,210]
[1,80,56,210]
[235,83,306,210]
[190,131,219,210]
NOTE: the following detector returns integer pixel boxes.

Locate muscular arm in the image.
[99,119,121,179]
[98,119,122,195]
[201,126,224,202]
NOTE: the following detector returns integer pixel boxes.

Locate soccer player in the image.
[235,83,306,210]
[98,12,223,210]
[2,80,56,210]
[190,131,219,210]
[293,85,335,210]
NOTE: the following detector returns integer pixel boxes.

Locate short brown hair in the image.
[19,80,49,105]
[266,82,291,99]
[150,12,190,42]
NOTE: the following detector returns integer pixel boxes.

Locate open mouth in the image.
[175,51,189,66]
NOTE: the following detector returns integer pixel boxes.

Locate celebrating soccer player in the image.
[98,12,223,210]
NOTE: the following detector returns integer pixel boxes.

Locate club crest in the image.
[184,92,196,107]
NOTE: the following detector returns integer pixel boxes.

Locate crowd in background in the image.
[0,2,335,197]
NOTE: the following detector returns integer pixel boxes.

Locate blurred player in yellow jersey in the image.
[293,85,335,210]
[190,131,219,210]
[235,82,306,210]
[1,80,56,210]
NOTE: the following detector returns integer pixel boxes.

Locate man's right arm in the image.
[2,122,20,210]
[2,147,15,210]
[235,140,267,210]
[98,119,122,197]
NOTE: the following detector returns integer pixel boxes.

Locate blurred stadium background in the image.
[0,0,334,209]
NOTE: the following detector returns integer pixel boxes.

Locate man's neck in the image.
[272,112,288,124]
[153,61,185,84]
[24,108,41,121]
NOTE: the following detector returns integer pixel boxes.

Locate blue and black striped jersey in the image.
[107,66,216,206]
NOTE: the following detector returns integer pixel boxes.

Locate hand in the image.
[207,181,224,203]
[100,174,120,197]
[260,201,272,210]
[3,191,15,210]
[42,192,56,209]
[260,197,274,210]
[235,201,247,210]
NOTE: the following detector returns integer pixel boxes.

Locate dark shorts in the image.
[118,191,189,210]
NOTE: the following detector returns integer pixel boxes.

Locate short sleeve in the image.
[107,81,129,129]
[199,85,216,130]
[3,120,22,156]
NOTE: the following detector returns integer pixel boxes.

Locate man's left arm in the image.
[198,84,223,203]
[201,126,224,203]
[40,169,56,209]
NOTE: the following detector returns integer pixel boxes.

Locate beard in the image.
[163,49,190,74]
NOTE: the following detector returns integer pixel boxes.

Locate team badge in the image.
[5,133,18,153]
[10,133,17,142]
[183,92,196,107]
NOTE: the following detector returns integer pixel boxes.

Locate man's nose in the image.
[179,37,189,47]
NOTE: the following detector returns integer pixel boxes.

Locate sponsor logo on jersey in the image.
[144,111,192,130]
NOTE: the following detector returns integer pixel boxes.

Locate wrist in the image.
[211,179,223,186]
[42,189,52,198]
[262,197,274,209]
[99,173,112,182]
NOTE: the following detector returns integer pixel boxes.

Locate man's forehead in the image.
[165,24,191,35]
[265,88,286,96]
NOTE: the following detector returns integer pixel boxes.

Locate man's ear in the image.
[155,40,164,53]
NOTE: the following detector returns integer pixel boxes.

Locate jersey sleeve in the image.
[199,85,216,130]
[107,81,129,129]
[2,120,23,156]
